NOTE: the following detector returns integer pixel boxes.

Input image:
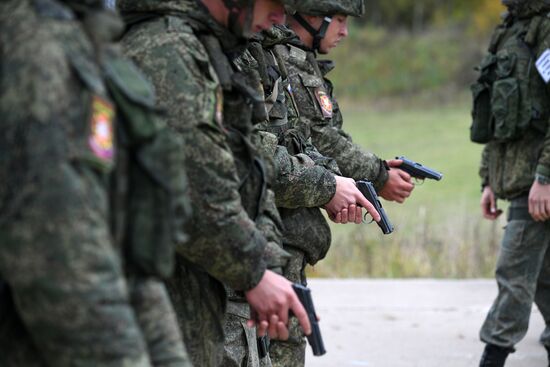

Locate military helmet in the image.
[289,0,365,52]
[288,0,365,17]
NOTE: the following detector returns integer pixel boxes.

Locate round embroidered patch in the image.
[315,89,333,118]
[89,95,115,161]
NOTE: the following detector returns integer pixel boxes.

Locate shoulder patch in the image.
[314,88,333,118]
[89,95,115,162]
[536,49,550,83]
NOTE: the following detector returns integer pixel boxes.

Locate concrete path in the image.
[305,279,547,367]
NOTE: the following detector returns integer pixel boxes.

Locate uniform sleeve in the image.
[537,127,550,177]
[122,29,267,291]
[0,26,149,366]
[480,144,490,188]
[255,130,336,209]
[310,102,389,192]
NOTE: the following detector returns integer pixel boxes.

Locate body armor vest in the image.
[471,14,550,143]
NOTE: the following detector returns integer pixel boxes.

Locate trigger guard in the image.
[362,212,375,224]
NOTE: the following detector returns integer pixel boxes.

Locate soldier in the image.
[470,0,550,366]
[0,0,191,366]
[284,1,415,203]
[116,0,320,366]
[243,2,415,366]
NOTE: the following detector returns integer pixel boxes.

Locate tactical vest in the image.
[53,5,190,279]
[471,14,550,143]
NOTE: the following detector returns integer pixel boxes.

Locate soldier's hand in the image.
[529,181,550,222]
[245,270,312,339]
[379,159,414,203]
[253,317,288,340]
[325,176,381,223]
[481,186,502,220]
[328,203,363,224]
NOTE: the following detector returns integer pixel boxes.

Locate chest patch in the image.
[89,95,115,162]
[536,49,550,83]
[315,88,333,118]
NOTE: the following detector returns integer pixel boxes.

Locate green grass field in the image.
[308,98,506,279]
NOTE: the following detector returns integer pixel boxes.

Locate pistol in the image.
[396,156,443,181]
[356,180,394,235]
[292,284,326,356]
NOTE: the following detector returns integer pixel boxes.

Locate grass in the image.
[307,97,507,279]
[324,24,484,100]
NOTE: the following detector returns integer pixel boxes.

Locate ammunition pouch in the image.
[279,207,331,266]
[471,17,550,144]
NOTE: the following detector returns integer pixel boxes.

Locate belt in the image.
[508,195,531,221]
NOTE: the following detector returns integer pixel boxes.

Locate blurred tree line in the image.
[363,0,504,34]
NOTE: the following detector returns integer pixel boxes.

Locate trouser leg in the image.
[222,301,268,367]
[480,216,550,348]
[269,247,307,367]
[130,278,192,367]
[535,245,550,347]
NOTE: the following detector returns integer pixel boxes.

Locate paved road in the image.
[305,279,547,367]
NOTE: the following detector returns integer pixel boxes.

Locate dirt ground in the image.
[304,279,547,367]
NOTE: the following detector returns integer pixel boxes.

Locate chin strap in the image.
[223,0,241,32]
[292,13,332,51]
[220,0,253,37]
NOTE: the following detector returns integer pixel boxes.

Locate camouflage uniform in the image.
[219,37,341,367]
[246,3,367,364]
[471,0,550,363]
[0,0,190,366]
[284,0,388,191]
[117,1,287,366]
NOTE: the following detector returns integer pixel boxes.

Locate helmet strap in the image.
[293,14,333,52]
[223,0,254,38]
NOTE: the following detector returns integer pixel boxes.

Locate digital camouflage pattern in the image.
[268,248,308,367]
[222,302,264,367]
[263,25,389,191]
[0,0,193,365]
[242,26,339,367]
[236,46,339,209]
[118,0,287,365]
[473,0,550,352]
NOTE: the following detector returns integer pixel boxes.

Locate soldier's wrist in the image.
[373,159,390,192]
[536,173,550,185]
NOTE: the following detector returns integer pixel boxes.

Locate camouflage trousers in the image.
[222,300,273,367]
[165,256,226,367]
[128,277,192,367]
[480,196,550,349]
[269,247,307,367]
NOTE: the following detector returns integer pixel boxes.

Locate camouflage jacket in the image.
[236,47,338,209]
[261,25,389,191]
[476,7,550,199]
[239,27,350,266]
[0,0,186,365]
[118,0,288,365]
